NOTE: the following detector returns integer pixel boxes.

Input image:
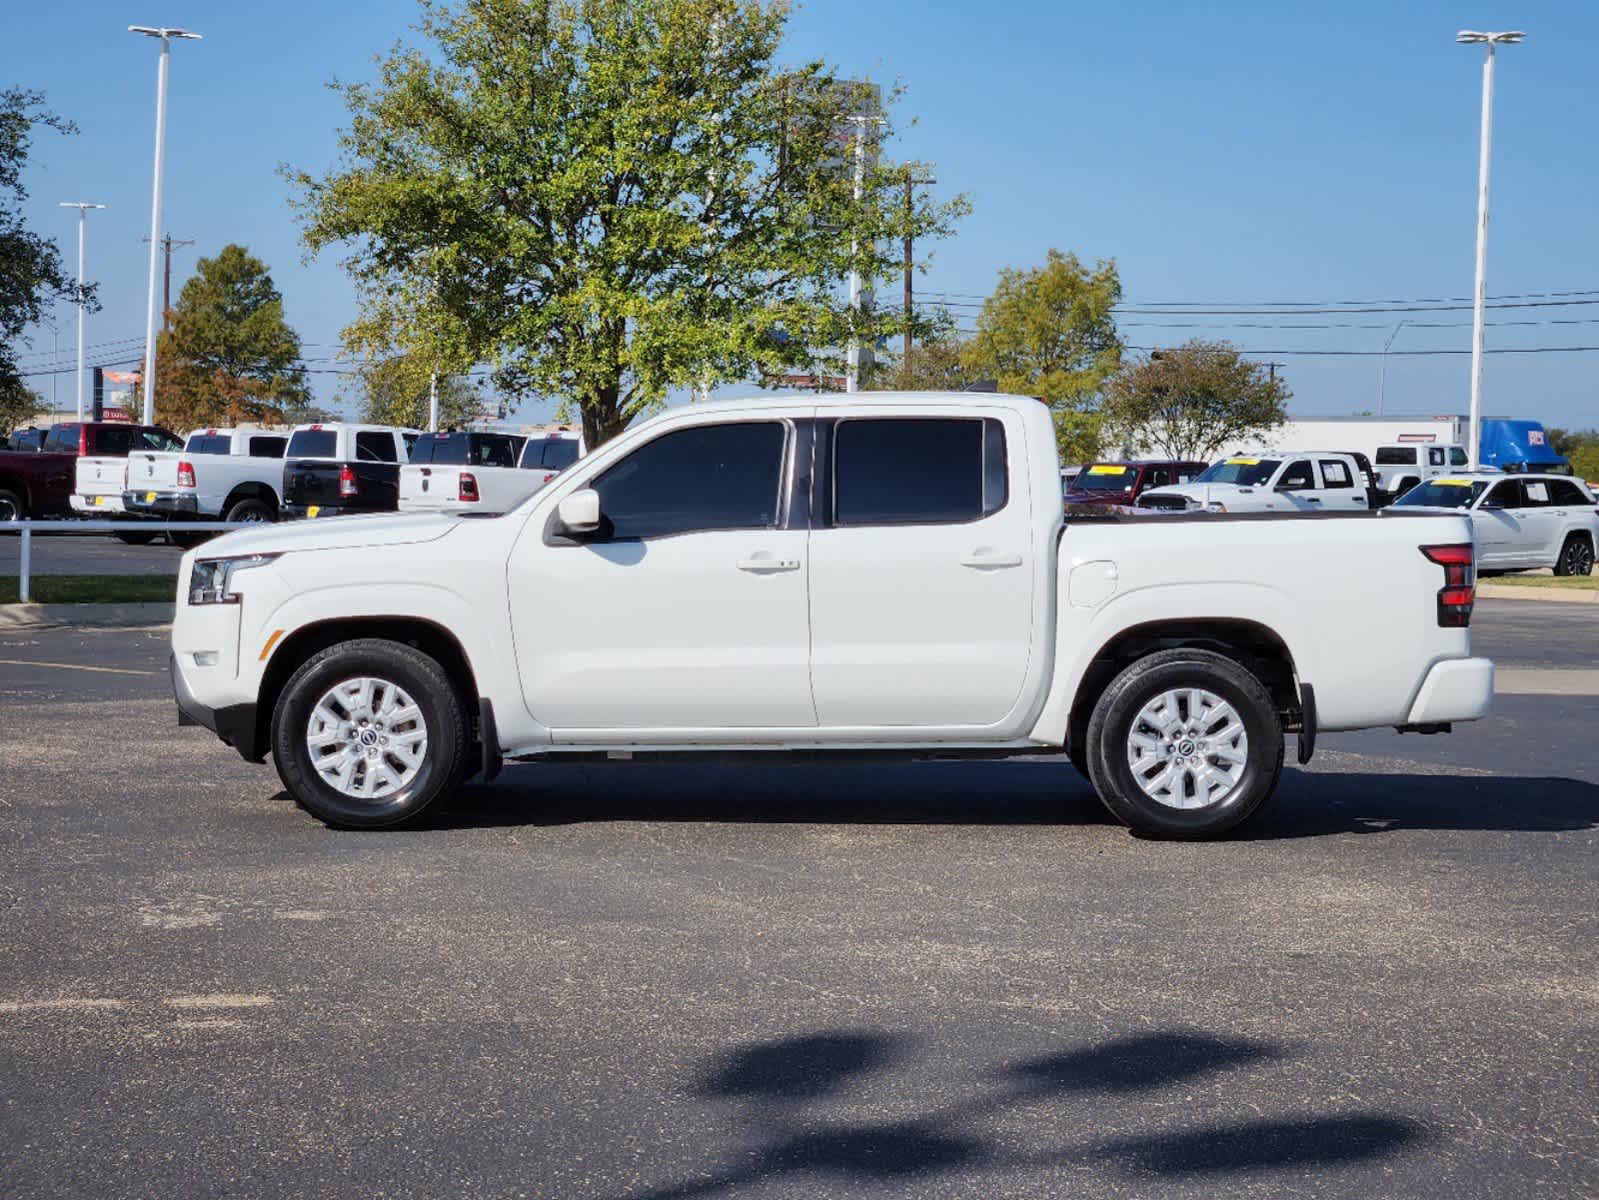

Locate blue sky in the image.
[6,1,1597,428]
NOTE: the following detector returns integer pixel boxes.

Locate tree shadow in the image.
[610,1027,1422,1199]
[423,760,1599,839]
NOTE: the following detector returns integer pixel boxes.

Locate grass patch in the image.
[1,574,178,604]
[1482,573,1599,590]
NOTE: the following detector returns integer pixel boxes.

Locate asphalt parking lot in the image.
[2,600,1595,1199]
[0,530,188,576]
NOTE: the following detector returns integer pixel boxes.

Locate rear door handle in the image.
[737,557,800,573]
[1306,497,1323,504]
[961,551,1023,569]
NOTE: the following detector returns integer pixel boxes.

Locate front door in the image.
[508,418,816,735]
[806,410,1035,731]
[1472,480,1524,566]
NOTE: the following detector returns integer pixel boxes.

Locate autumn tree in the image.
[962,249,1123,462]
[1,89,91,396]
[1100,340,1289,462]
[154,244,310,429]
[288,0,966,447]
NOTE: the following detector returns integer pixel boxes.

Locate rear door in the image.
[806,409,1032,730]
[1315,458,1367,510]
[1513,479,1563,564]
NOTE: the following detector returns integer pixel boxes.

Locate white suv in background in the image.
[1373,443,1469,498]
[1390,473,1598,575]
[1136,452,1371,514]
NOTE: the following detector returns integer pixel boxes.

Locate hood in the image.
[193,511,464,558]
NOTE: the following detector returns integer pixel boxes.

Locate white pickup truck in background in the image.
[170,393,1493,840]
[399,429,584,514]
[1372,442,1471,498]
[123,427,291,529]
[1137,452,1371,514]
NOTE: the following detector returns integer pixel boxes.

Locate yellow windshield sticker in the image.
[1088,464,1126,475]
[1224,457,1260,466]
[1435,478,1471,486]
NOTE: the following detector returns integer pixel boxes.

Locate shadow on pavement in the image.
[424,760,1599,838]
[607,1028,1422,1199]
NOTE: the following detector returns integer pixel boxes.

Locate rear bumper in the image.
[282,503,384,519]
[70,494,126,515]
[123,490,199,516]
[170,653,265,762]
[1406,657,1495,725]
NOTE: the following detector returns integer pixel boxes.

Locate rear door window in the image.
[1449,447,1469,466]
[44,424,80,453]
[1520,480,1552,507]
[474,435,520,468]
[831,418,1006,525]
[247,436,287,458]
[1428,448,1446,467]
[527,438,582,470]
[1318,459,1354,489]
[186,435,232,455]
[356,432,398,463]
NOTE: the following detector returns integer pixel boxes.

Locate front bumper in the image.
[1406,657,1495,725]
[71,493,127,515]
[170,652,265,762]
[123,490,199,517]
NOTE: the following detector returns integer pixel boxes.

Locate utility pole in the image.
[900,165,936,364]
[1263,360,1285,384]
[59,202,105,421]
[130,25,202,424]
[1456,29,1525,469]
[142,233,195,329]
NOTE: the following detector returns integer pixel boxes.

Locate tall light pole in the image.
[59,202,105,420]
[1456,29,1524,469]
[130,25,201,425]
[844,110,884,394]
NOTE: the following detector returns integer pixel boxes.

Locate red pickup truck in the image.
[1063,459,1208,507]
[0,421,180,525]
[0,445,74,521]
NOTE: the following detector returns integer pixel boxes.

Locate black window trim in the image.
[544,416,798,547]
[1317,458,1355,489]
[819,414,1011,529]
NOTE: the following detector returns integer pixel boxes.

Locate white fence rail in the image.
[1,519,253,603]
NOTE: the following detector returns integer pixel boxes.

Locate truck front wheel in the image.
[1084,649,1284,840]
[270,638,470,829]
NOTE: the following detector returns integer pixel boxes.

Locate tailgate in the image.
[126,451,184,494]
[399,465,461,509]
[283,460,346,506]
[75,456,129,502]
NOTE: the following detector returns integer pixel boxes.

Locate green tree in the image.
[1100,340,1289,462]
[962,249,1123,462]
[154,244,310,429]
[0,377,44,434]
[288,0,966,447]
[355,354,483,429]
[1,89,91,395]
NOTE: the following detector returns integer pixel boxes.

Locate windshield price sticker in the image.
[1435,478,1471,486]
[1088,465,1126,475]
[1224,457,1261,466]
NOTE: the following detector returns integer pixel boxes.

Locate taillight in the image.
[338,466,358,498]
[1421,543,1475,628]
[176,460,196,489]
[78,426,89,456]
[458,472,479,502]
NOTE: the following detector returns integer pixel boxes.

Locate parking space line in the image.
[0,658,159,677]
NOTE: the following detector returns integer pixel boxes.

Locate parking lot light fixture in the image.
[58,202,105,421]
[130,25,202,425]
[1456,29,1525,471]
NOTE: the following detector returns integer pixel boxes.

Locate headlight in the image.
[188,554,279,605]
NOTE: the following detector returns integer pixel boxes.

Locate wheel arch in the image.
[254,617,481,761]
[0,473,32,514]
[1064,618,1304,761]
[222,481,280,516]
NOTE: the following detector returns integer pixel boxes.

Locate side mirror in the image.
[556,488,602,534]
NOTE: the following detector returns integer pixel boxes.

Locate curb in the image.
[1477,585,1599,605]
[0,602,175,630]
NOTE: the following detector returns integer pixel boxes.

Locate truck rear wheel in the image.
[0,487,24,522]
[1084,649,1284,840]
[270,638,470,829]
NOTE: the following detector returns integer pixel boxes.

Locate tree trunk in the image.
[579,379,629,448]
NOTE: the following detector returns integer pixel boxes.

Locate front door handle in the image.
[961,550,1023,569]
[737,557,801,573]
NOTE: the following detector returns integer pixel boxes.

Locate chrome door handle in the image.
[1306,497,1323,504]
[737,558,800,573]
[961,551,1023,569]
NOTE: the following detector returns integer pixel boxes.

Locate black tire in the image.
[271,638,470,829]
[113,530,160,545]
[1085,649,1284,840]
[1553,532,1594,577]
[0,487,24,522]
[223,496,275,524]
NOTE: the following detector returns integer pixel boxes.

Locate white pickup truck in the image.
[1372,443,1471,498]
[123,427,291,527]
[170,393,1494,840]
[399,429,584,515]
[1137,452,1371,514]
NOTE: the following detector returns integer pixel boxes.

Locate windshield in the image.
[1194,457,1279,487]
[1072,464,1137,492]
[1392,478,1491,509]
